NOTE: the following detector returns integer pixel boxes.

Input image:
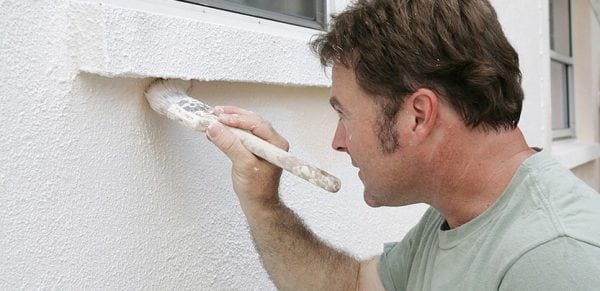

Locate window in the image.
[549,0,575,139]
[178,0,326,30]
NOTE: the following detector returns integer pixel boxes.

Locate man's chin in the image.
[363,191,383,208]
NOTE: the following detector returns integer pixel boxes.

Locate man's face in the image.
[329,65,423,207]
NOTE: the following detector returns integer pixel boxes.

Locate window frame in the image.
[177,0,326,30]
[549,0,576,140]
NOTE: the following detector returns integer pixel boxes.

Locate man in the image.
[206,0,600,289]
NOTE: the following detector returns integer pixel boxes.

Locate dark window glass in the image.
[178,0,326,29]
[550,0,571,56]
[550,60,570,130]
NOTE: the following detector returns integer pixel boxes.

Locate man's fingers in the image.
[207,122,253,163]
[213,107,289,151]
[214,106,265,135]
[214,105,253,115]
[208,106,285,201]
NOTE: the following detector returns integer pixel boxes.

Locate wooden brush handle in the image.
[147,79,340,192]
[227,126,341,193]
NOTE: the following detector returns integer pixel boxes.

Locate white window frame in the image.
[550,0,576,140]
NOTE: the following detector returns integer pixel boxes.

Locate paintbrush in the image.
[144,79,341,193]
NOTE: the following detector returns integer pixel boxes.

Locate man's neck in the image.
[427,128,535,229]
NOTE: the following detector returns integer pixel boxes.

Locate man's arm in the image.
[206,106,384,290]
[359,256,386,290]
[247,201,356,290]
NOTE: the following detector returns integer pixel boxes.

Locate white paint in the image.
[0,0,598,289]
[69,0,329,87]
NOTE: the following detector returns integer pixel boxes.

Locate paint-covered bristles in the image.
[144,79,218,132]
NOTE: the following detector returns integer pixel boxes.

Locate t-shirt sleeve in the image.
[499,236,600,291]
[378,208,435,291]
[378,241,412,291]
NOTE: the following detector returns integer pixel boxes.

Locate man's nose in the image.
[331,121,347,152]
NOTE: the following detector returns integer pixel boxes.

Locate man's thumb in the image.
[207,122,248,162]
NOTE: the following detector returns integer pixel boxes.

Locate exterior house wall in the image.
[1,0,598,289]
[563,0,600,190]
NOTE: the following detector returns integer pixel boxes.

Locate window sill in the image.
[69,0,330,87]
[551,139,600,169]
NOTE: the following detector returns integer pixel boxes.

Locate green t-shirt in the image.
[378,152,600,290]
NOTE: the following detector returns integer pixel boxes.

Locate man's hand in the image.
[207,106,289,210]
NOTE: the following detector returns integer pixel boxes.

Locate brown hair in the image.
[312,0,524,137]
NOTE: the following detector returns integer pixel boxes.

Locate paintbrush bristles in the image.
[145,79,218,132]
[144,79,191,115]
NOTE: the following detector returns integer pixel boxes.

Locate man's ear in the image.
[407,88,439,141]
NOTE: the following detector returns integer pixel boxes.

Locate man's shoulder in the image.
[521,152,600,244]
[443,151,600,275]
[499,236,600,290]
[522,151,598,201]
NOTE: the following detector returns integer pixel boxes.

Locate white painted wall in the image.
[1,0,598,289]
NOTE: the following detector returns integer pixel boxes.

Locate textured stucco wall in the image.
[1,0,598,289]
[1,0,425,288]
[69,0,329,86]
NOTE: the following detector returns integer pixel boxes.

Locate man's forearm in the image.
[242,201,359,290]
